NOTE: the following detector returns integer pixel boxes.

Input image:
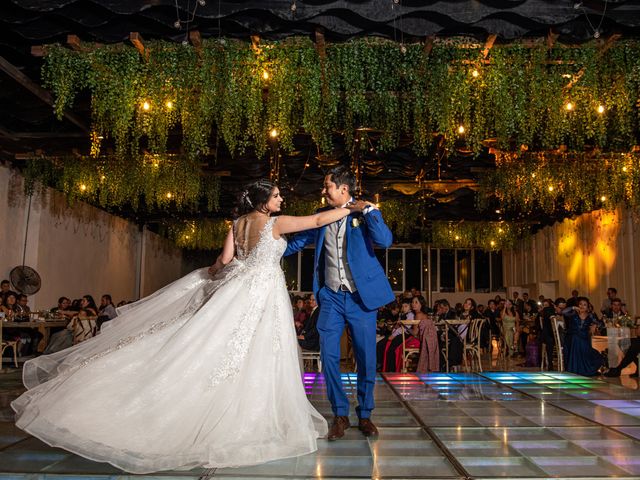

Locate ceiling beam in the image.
[0,55,89,133]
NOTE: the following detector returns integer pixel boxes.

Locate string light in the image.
[564,102,574,111]
[490,240,496,247]
[471,69,479,78]
[166,192,173,199]
[100,175,106,181]
[166,101,174,109]
[455,235,460,240]
[597,104,605,114]
[79,184,87,191]
[623,166,629,172]
[262,70,270,80]
[270,128,278,138]
[457,125,465,134]
[142,101,151,111]
[548,185,554,192]
[600,195,607,201]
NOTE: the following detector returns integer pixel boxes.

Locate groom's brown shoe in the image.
[328,416,350,441]
[358,418,379,437]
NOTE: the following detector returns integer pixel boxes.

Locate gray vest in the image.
[324,218,356,292]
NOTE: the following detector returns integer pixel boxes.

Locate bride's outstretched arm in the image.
[208,226,235,276]
[274,202,364,236]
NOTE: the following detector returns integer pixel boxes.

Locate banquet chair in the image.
[301,349,322,372]
[463,318,486,372]
[0,321,19,369]
[551,316,564,372]
[400,319,421,373]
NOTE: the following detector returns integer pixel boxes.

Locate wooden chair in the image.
[551,316,564,372]
[0,321,19,369]
[400,319,421,373]
[463,318,486,372]
[301,350,322,372]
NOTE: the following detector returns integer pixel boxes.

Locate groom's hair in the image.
[327,165,356,193]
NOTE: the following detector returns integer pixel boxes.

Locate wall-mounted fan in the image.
[10,265,41,295]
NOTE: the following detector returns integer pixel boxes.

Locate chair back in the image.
[551,316,564,371]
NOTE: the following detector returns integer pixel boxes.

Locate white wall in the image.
[504,207,640,315]
[0,165,184,310]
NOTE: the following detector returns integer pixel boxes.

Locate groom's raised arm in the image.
[364,209,393,248]
[283,228,316,257]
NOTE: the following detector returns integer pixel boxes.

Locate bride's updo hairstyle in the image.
[239,179,277,215]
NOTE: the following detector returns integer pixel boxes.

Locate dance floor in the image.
[2,370,640,478]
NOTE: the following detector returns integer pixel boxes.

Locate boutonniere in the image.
[351,217,361,228]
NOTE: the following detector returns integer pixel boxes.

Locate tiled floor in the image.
[2,368,640,478]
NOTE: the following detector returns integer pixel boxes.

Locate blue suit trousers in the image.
[317,286,377,419]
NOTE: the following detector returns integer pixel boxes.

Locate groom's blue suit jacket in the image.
[283,208,395,311]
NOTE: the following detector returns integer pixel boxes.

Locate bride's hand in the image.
[345,200,368,212]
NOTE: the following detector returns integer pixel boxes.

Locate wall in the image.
[0,165,184,309]
[503,207,640,315]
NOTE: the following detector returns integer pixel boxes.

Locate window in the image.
[439,249,455,292]
[474,250,491,293]
[285,246,424,293]
[431,248,504,293]
[456,249,472,292]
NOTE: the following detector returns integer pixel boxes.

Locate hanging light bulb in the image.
[455,235,460,241]
[79,184,87,191]
[166,100,174,109]
[270,128,278,138]
[564,102,574,111]
[623,166,629,172]
[490,240,496,247]
[548,185,554,192]
[262,70,270,80]
[600,195,607,202]
[597,104,605,114]
[472,69,479,78]
[142,101,151,111]
[457,125,465,134]
[166,192,173,199]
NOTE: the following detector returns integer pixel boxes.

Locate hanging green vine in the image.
[162,218,230,250]
[431,220,529,250]
[480,150,640,214]
[39,37,640,161]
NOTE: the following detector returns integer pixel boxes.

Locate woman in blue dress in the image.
[563,297,604,376]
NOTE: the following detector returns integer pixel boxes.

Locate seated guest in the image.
[0,292,17,320]
[69,309,98,345]
[485,299,500,341]
[602,297,628,321]
[435,299,463,369]
[0,280,17,304]
[80,295,99,316]
[292,296,307,335]
[459,297,480,342]
[522,292,538,314]
[298,294,319,351]
[563,297,604,376]
[97,294,118,330]
[50,297,73,318]
[15,294,31,322]
[380,299,414,371]
[390,296,429,372]
[601,287,624,316]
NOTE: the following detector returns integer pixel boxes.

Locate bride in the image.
[11,179,364,474]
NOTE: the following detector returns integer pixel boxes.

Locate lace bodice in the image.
[235,216,286,267]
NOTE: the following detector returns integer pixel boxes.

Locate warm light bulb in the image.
[490,240,496,247]
[531,173,536,178]
[495,209,501,214]
[471,69,479,78]
[548,185,554,192]
[142,101,151,111]
[457,125,465,134]
[270,128,278,138]
[498,228,503,233]
[564,102,574,111]
[166,101,173,109]
[455,235,460,240]
[600,195,607,202]
[166,192,173,199]
[597,104,605,114]
[80,184,87,191]
[185,235,190,240]
[100,175,106,181]
[262,70,269,80]
[623,166,629,172]
[321,197,326,205]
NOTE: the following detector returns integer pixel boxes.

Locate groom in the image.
[284,165,395,440]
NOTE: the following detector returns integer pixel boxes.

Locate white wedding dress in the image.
[11,217,327,474]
